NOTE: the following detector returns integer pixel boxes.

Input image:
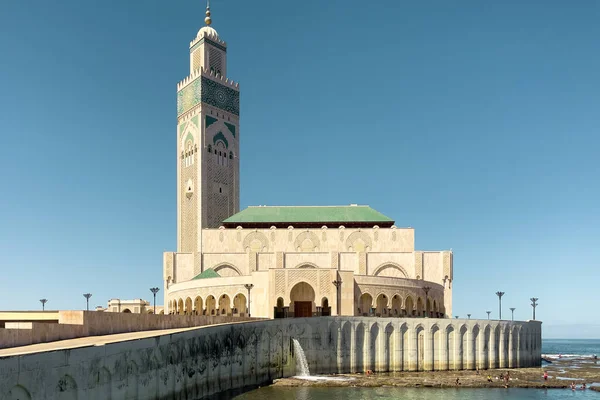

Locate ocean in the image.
[233,339,600,400]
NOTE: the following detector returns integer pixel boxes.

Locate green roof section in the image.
[223,205,394,225]
[193,269,221,280]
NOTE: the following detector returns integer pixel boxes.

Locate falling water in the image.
[292,338,310,376]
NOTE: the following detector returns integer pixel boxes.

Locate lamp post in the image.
[530,298,538,320]
[332,279,343,316]
[486,311,491,320]
[455,315,459,319]
[510,307,516,321]
[496,291,505,320]
[244,284,254,317]
[150,287,160,314]
[422,286,431,317]
[467,314,471,319]
[40,299,48,311]
[83,293,92,311]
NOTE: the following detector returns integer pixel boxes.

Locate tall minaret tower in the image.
[176,2,240,256]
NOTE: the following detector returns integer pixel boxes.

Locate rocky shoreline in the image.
[273,357,600,391]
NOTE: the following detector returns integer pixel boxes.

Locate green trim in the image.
[213,131,228,148]
[193,269,221,280]
[190,37,227,53]
[206,116,219,128]
[223,205,394,224]
[224,122,236,138]
[177,76,239,116]
[184,131,194,145]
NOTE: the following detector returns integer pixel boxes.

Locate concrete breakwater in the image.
[0,317,541,399]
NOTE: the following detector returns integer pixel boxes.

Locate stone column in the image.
[490,327,497,369]
[423,329,433,371]
[409,328,418,371]
[440,329,449,370]
[466,329,475,370]
[336,324,342,373]
[499,327,506,368]
[350,322,356,373]
[477,330,485,370]
[364,324,371,372]
[508,328,514,368]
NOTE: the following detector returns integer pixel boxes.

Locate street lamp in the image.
[455,315,459,319]
[244,284,254,317]
[486,311,491,320]
[83,293,92,311]
[150,287,160,314]
[467,314,471,319]
[40,299,48,311]
[510,307,516,321]
[530,298,538,320]
[332,279,343,316]
[496,291,505,320]
[422,286,431,317]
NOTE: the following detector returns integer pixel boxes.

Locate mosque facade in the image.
[163,6,454,319]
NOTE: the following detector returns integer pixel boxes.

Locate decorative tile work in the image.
[213,131,228,148]
[224,122,236,138]
[180,160,197,252]
[415,252,423,280]
[249,252,257,272]
[345,231,373,252]
[206,116,218,128]
[201,77,239,115]
[190,37,227,53]
[288,269,317,288]
[177,77,239,117]
[179,121,189,138]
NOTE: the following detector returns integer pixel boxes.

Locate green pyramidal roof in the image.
[193,269,221,280]
[222,205,394,228]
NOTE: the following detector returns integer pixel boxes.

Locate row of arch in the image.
[358,293,445,318]
[168,293,248,316]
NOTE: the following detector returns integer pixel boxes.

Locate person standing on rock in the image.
[544,371,548,381]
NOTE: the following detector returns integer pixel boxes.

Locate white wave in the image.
[292,376,354,382]
[542,354,594,359]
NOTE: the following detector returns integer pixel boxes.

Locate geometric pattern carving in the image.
[242,231,268,252]
[275,270,285,296]
[321,226,327,242]
[373,226,379,241]
[358,252,367,275]
[345,230,373,252]
[249,252,257,272]
[294,231,320,252]
[288,269,318,289]
[276,252,284,269]
[330,252,339,270]
[177,76,240,117]
[415,252,423,280]
[443,252,452,280]
[163,253,173,280]
[319,271,331,295]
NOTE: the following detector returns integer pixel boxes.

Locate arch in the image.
[122,308,131,313]
[426,298,432,317]
[405,296,414,317]
[391,294,402,316]
[205,295,217,316]
[358,293,373,316]
[355,323,365,372]
[345,230,372,252]
[212,131,229,148]
[147,309,154,314]
[431,324,441,371]
[177,298,184,315]
[372,263,409,278]
[295,262,318,269]
[218,294,231,316]
[289,281,316,317]
[294,231,321,252]
[274,297,284,318]
[242,231,269,252]
[416,297,424,317]
[213,263,242,277]
[233,293,247,315]
[375,293,388,316]
[320,297,330,316]
[194,296,203,315]
[185,297,193,315]
[5,385,31,400]
[446,324,456,370]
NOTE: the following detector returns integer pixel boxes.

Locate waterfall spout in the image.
[292,338,310,376]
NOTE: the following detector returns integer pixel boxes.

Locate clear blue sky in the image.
[1,0,598,337]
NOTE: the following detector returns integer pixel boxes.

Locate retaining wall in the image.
[0,317,541,399]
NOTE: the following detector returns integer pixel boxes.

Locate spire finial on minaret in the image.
[204,0,212,26]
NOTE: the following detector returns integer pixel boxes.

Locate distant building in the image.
[98,299,164,314]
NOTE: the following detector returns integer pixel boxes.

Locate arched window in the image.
[229,151,233,159]
[207,145,212,153]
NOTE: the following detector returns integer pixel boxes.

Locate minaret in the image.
[176,1,240,262]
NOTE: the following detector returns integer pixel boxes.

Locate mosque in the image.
[163,5,453,319]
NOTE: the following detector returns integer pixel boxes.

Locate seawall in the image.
[0,317,541,399]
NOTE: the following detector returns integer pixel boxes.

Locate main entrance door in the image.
[294,301,312,318]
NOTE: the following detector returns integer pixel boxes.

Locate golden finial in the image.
[204,0,212,26]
